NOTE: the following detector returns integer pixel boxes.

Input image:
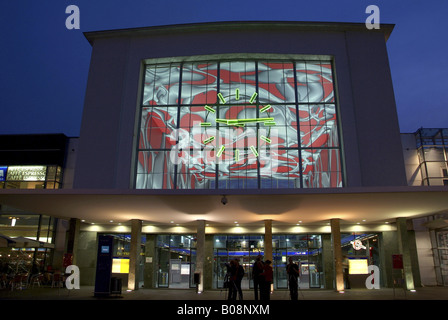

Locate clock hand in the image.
[215,117,274,125]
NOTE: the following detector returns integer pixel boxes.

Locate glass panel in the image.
[296,61,334,103]
[271,234,323,289]
[219,61,257,104]
[274,249,288,289]
[38,216,53,243]
[214,249,229,289]
[214,235,227,249]
[143,64,181,106]
[155,235,194,289]
[258,61,295,103]
[157,247,170,288]
[181,62,218,105]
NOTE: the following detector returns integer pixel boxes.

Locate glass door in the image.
[214,248,229,289]
[157,247,170,288]
[274,248,288,289]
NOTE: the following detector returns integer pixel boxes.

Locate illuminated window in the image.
[136,58,343,189]
[0,165,62,189]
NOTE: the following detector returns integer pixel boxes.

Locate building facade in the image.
[1,22,447,294]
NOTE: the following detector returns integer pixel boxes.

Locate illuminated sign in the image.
[351,239,366,250]
[349,259,368,275]
[101,246,110,253]
[0,167,7,182]
[112,258,129,273]
[6,166,47,181]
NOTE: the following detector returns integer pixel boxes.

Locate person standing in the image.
[260,260,273,301]
[286,257,300,300]
[252,255,264,300]
[227,260,237,300]
[234,259,244,300]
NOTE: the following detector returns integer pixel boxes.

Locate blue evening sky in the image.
[0,0,447,137]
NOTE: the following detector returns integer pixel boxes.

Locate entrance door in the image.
[274,248,288,289]
[170,259,181,284]
[214,249,228,288]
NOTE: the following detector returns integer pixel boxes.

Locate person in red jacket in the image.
[260,260,273,300]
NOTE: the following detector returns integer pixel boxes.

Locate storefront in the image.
[0,213,57,285]
[212,234,323,290]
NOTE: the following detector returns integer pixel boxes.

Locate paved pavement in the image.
[1,285,447,300]
[2,286,446,318]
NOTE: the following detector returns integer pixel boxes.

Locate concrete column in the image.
[66,218,80,265]
[128,219,142,291]
[322,234,334,289]
[264,220,273,263]
[396,217,415,290]
[144,235,156,288]
[331,218,344,292]
[195,220,206,293]
[204,235,214,290]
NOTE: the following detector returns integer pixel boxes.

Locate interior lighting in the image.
[9,217,18,227]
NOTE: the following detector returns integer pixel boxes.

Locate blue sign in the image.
[101,245,110,253]
[0,167,7,182]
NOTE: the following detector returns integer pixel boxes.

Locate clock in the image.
[199,89,277,163]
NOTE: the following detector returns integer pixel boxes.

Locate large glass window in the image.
[0,213,56,280]
[136,58,343,189]
[415,128,448,186]
[0,165,62,189]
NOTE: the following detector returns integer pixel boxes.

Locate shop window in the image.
[0,213,56,279]
[0,165,62,189]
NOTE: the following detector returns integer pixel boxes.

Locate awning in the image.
[0,186,447,227]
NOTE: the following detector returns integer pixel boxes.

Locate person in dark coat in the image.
[286,257,300,300]
[260,260,273,300]
[234,259,244,300]
[252,255,264,300]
